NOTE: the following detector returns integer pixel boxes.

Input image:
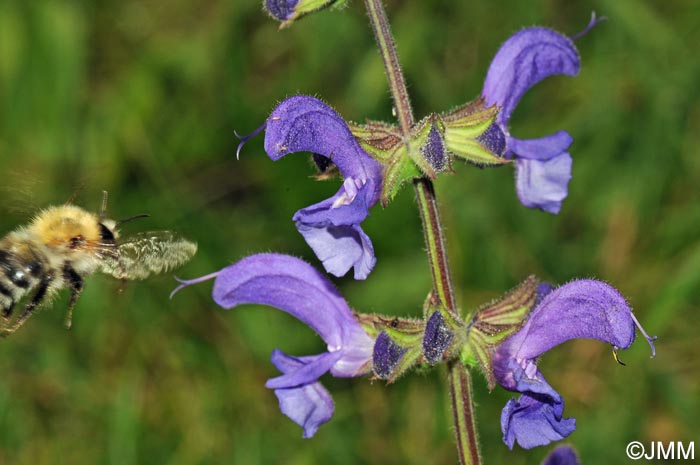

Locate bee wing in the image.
[99,231,197,280]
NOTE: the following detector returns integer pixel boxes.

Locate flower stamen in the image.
[630,311,658,358]
[612,346,626,366]
[571,11,607,41]
[170,272,220,299]
[234,122,267,160]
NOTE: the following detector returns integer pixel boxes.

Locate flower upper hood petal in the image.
[265,95,383,190]
[497,279,636,363]
[482,27,580,126]
[211,253,374,374]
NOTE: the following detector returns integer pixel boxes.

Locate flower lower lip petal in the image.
[266,350,344,389]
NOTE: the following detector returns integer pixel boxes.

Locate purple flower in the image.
[263,96,384,280]
[172,253,374,437]
[541,445,580,465]
[492,279,656,449]
[482,26,582,214]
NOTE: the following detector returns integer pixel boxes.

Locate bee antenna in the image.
[99,191,109,220]
[116,214,151,227]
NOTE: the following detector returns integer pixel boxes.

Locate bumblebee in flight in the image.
[0,192,197,336]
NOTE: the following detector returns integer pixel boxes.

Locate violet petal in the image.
[501,394,576,450]
[534,282,556,307]
[211,253,374,376]
[493,356,561,402]
[515,153,572,214]
[507,132,573,161]
[266,350,343,389]
[541,445,580,465]
[499,279,636,362]
[295,222,376,281]
[264,96,383,279]
[264,95,382,186]
[493,280,639,449]
[482,28,580,125]
[293,177,377,280]
[270,350,334,438]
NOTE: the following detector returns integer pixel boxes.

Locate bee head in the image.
[98,219,119,242]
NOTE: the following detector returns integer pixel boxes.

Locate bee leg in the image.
[1,280,16,319]
[2,300,15,319]
[6,277,51,336]
[0,301,15,337]
[63,265,84,330]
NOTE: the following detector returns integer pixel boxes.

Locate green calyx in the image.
[351,98,506,205]
[354,275,540,387]
[463,276,540,389]
[276,0,348,28]
[354,312,425,383]
[442,98,508,166]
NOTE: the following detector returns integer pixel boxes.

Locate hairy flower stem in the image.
[363,0,414,134]
[363,0,458,320]
[363,1,480,464]
[449,361,482,465]
[414,178,457,315]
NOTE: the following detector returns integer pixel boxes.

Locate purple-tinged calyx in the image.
[171,253,374,438]
[264,0,345,27]
[481,22,593,214]
[350,102,503,204]
[465,276,540,389]
[421,121,448,172]
[422,311,454,365]
[492,279,656,449]
[475,123,506,157]
[265,0,298,21]
[259,95,384,280]
[441,98,509,167]
[373,331,408,379]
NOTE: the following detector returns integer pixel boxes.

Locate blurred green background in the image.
[0,0,698,464]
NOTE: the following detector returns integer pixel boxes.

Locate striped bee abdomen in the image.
[0,239,47,318]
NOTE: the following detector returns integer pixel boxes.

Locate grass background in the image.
[0,0,698,464]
